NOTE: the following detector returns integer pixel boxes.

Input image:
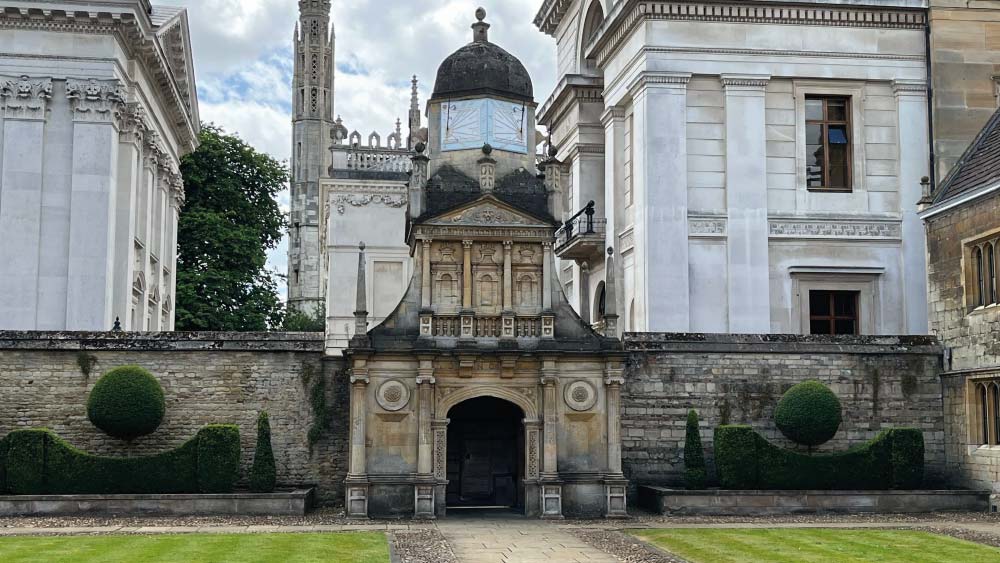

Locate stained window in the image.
[809,290,859,335]
[806,96,852,191]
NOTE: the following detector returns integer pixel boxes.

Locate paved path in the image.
[437,514,617,563]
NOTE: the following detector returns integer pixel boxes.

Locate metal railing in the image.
[555,201,607,248]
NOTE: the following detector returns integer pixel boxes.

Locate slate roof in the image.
[934,105,1000,205]
[419,165,555,224]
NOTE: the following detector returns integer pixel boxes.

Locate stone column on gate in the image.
[539,357,563,518]
[431,417,450,518]
[346,358,370,518]
[604,358,628,517]
[414,356,436,518]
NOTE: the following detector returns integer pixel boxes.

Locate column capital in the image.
[462,239,474,248]
[0,74,52,120]
[349,368,370,385]
[66,78,127,124]
[893,79,927,99]
[627,71,691,100]
[542,241,553,249]
[601,106,627,128]
[420,237,432,246]
[503,240,513,250]
[720,74,770,93]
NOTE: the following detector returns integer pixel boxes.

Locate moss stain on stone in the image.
[76,352,98,379]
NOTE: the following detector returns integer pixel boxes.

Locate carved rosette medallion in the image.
[375,379,411,412]
[564,380,598,412]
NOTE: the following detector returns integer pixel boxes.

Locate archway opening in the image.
[446,396,525,511]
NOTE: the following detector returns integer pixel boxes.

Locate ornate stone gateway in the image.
[341,10,628,519]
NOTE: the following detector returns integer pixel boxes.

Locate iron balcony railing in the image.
[555,201,607,249]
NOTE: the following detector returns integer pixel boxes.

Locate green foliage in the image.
[714,425,925,490]
[0,434,10,494]
[196,425,241,493]
[774,380,843,447]
[283,301,326,332]
[683,410,707,489]
[86,366,166,440]
[0,426,240,494]
[302,363,331,451]
[249,412,277,493]
[176,124,288,332]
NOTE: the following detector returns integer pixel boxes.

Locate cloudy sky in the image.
[166,0,558,299]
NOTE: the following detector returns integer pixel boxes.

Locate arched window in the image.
[987,243,997,305]
[993,384,1000,446]
[975,246,985,307]
[980,384,990,446]
[579,1,605,74]
[594,281,607,323]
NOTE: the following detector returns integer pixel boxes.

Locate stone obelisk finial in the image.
[603,247,620,338]
[472,7,490,43]
[353,242,368,338]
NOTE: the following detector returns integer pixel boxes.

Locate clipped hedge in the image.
[0,425,239,495]
[715,425,924,490]
[774,380,843,447]
[683,410,707,490]
[249,412,277,493]
[87,365,166,440]
[0,435,9,494]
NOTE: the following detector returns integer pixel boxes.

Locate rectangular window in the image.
[805,96,852,191]
[809,290,859,335]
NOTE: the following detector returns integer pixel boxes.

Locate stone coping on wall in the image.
[624,333,942,355]
[0,489,316,517]
[639,486,990,516]
[0,331,326,352]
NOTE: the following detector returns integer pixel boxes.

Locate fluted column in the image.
[346,359,370,518]
[503,241,513,310]
[462,240,473,309]
[542,242,553,311]
[416,358,435,474]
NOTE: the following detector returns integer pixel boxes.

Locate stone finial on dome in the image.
[473,7,490,43]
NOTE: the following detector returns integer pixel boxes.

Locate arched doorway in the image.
[446,397,525,511]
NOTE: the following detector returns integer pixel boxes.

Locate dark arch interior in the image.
[446,396,525,510]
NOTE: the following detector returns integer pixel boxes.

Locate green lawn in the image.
[630,528,1000,563]
[0,532,389,563]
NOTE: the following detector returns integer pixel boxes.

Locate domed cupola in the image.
[431,8,533,103]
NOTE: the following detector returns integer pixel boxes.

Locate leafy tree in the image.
[684,409,707,489]
[283,300,326,332]
[176,124,287,331]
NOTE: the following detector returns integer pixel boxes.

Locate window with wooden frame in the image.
[805,96,852,191]
[808,290,860,335]
[965,233,1000,312]
[971,380,1000,447]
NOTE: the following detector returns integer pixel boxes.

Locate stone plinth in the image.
[0,489,315,517]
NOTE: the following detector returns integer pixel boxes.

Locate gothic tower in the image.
[289,0,335,313]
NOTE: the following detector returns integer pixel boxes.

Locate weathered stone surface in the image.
[621,334,946,490]
[0,490,315,517]
[0,332,348,505]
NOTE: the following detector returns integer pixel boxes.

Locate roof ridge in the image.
[933,104,1000,205]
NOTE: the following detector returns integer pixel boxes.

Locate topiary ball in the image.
[87,366,166,440]
[774,380,843,447]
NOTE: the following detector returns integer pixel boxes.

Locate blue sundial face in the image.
[440,98,528,154]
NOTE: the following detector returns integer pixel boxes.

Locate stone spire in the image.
[408,75,421,149]
[603,247,619,338]
[353,242,369,339]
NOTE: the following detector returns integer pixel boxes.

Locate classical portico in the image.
[342,10,627,519]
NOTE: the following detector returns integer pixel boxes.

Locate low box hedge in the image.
[0,425,240,495]
[715,425,924,490]
[0,435,8,494]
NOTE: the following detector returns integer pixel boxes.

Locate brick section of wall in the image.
[925,193,1000,371]
[621,334,946,489]
[0,332,348,505]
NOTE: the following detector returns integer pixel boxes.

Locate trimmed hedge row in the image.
[715,425,924,490]
[0,425,240,495]
[0,435,8,494]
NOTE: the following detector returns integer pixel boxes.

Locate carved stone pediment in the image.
[425,196,551,228]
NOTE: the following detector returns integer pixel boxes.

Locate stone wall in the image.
[930,1,1000,182]
[621,334,946,490]
[0,332,348,505]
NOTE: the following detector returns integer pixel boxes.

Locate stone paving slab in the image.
[437,519,618,563]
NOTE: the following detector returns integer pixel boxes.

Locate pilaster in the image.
[540,358,563,518]
[346,358,370,519]
[721,74,771,333]
[894,79,931,335]
[415,357,436,519]
[628,72,691,332]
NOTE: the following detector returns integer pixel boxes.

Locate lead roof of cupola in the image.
[417,165,554,224]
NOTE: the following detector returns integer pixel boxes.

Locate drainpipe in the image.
[925,18,937,190]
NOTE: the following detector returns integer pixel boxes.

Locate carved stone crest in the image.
[376,380,410,412]
[564,380,598,412]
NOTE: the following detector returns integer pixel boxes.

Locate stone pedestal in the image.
[345,478,369,519]
[540,480,564,519]
[414,482,436,519]
[605,478,629,518]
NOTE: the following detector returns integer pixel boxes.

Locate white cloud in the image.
[166,0,557,297]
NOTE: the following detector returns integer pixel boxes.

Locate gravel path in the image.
[570,529,688,563]
[392,529,459,563]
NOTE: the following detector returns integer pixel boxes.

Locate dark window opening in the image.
[806,96,852,191]
[809,290,859,335]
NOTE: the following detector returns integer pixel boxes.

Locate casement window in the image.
[805,96,852,191]
[965,233,1000,312]
[971,380,1000,447]
[808,290,860,335]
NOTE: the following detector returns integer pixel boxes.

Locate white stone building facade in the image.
[0,0,199,331]
[536,0,932,336]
